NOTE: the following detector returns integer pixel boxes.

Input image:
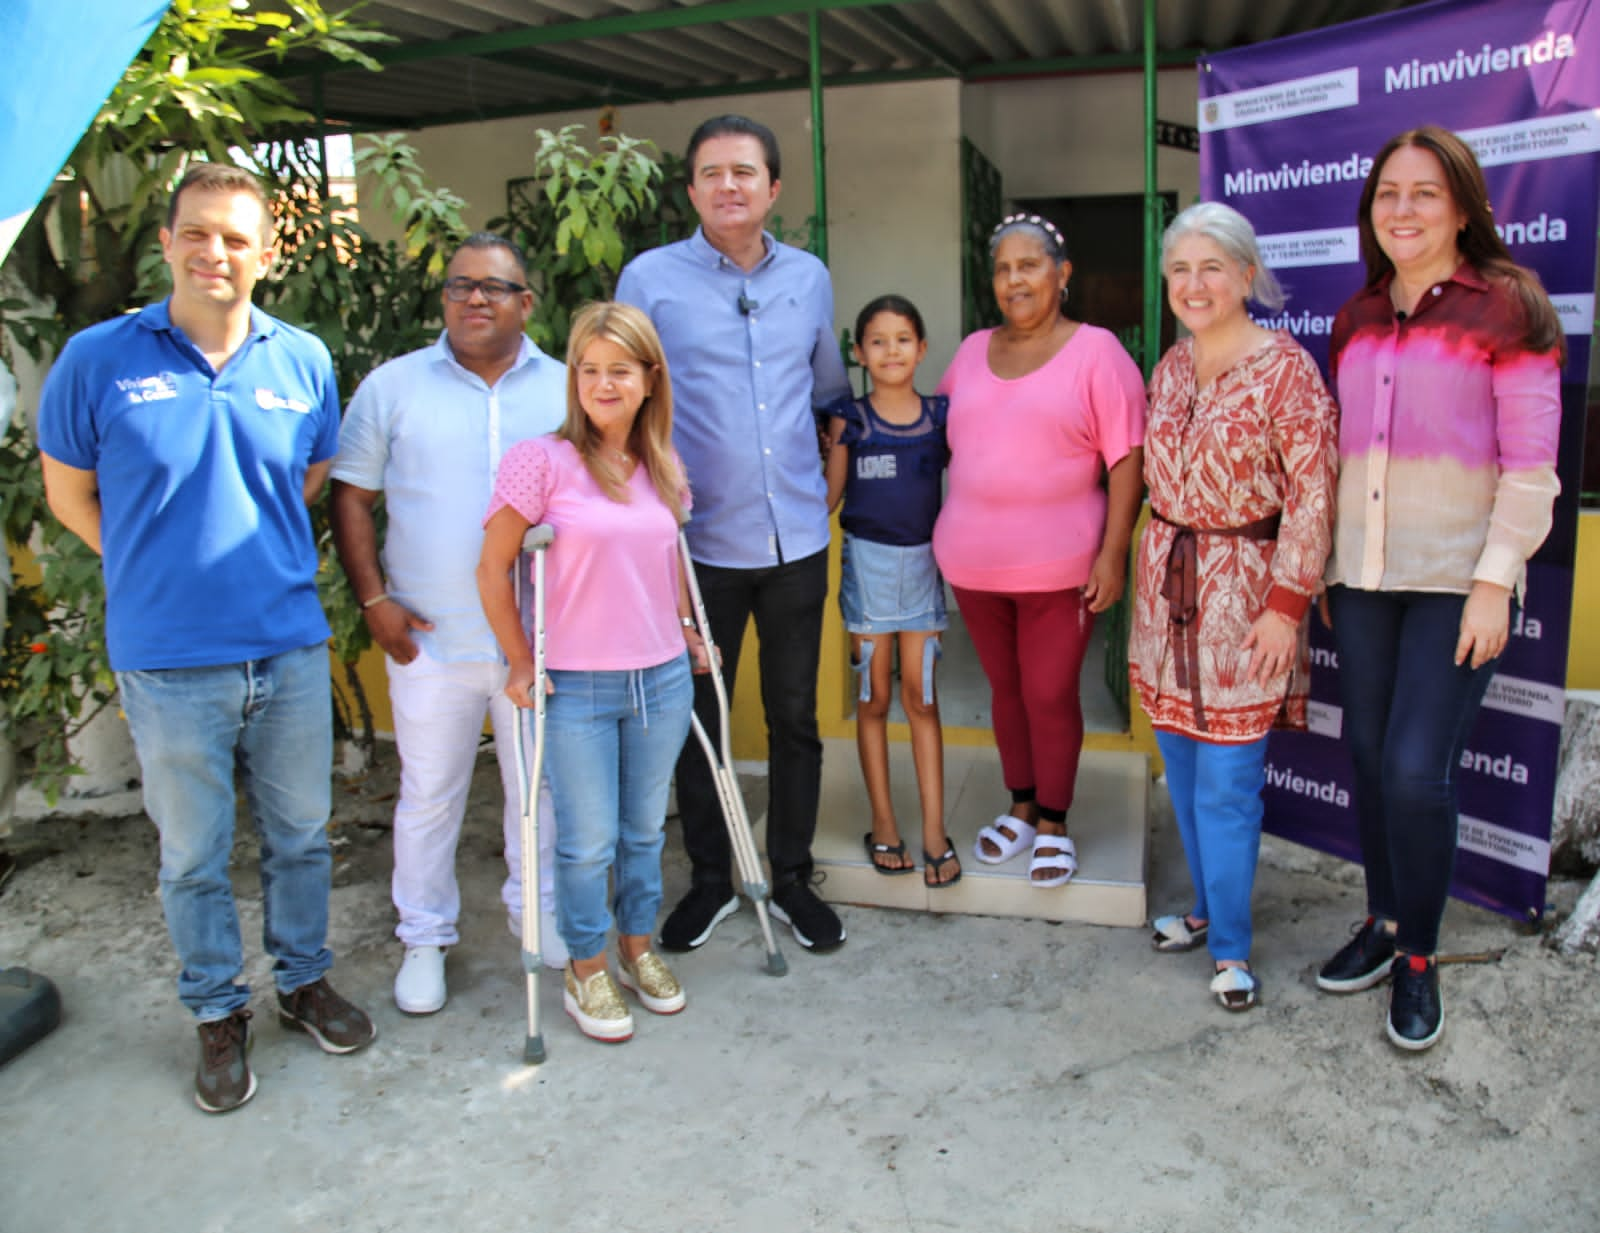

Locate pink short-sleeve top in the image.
[488,436,690,671]
[933,323,1146,592]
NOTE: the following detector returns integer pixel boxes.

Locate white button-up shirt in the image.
[332,333,566,661]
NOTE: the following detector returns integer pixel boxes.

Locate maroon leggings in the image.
[952,585,1095,816]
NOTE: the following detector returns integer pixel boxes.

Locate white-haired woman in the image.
[1130,203,1337,1010]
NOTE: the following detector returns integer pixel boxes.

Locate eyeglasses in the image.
[443,277,527,303]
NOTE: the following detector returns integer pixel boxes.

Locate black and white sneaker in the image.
[1387,955,1443,1051]
[1316,916,1397,993]
[769,877,846,952]
[659,884,739,952]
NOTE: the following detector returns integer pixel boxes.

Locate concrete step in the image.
[808,738,1149,927]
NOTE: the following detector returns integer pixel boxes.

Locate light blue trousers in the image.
[544,655,694,961]
[1156,730,1269,963]
[117,644,333,1020]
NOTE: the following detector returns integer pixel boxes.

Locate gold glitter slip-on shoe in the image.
[563,966,634,1043]
[617,951,686,1015]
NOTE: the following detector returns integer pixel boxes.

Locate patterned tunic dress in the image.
[1129,333,1337,742]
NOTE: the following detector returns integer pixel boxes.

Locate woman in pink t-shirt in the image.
[478,302,708,1045]
[933,214,1146,888]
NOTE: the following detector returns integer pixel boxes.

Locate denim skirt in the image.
[838,532,948,634]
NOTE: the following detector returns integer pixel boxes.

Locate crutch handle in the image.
[522,524,554,551]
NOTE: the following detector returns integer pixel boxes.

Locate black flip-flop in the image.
[923,845,963,888]
[863,833,914,875]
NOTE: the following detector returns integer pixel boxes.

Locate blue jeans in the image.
[1156,730,1269,963]
[1327,586,1499,955]
[545,655,694,961]
[116,643,334,1021]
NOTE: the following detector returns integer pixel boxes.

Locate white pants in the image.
[387,648,557,947]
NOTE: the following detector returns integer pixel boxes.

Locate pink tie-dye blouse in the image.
[1326,265,1560,597]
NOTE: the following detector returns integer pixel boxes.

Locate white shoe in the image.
[507,911,569,970]
[394,945,447,1015]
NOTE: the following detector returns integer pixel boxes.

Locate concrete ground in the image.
[2,749,1597,1233]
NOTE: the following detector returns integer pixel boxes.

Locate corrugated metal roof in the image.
[278,0,1432,131]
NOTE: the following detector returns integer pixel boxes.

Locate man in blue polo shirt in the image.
[38,161,374,1114]
[330,233,567,1017]
[618,114,852,953]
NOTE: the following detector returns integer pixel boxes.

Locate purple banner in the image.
[1200,0,1597,922]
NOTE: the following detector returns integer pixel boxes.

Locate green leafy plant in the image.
[3,14,693,798]
[492,125,688,357]
[1,2,394,798]
[1,418,115,796]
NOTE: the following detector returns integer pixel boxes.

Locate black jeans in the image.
[675,549,827,889]
[1328,586,1500,955]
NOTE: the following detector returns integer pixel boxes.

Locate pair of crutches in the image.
[510,525,786,1064]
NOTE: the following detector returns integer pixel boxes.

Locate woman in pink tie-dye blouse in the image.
[1316,126,1563,1053]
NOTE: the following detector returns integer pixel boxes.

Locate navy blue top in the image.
[830,393,949,547]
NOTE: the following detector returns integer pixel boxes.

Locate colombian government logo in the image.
[255,388,312,414]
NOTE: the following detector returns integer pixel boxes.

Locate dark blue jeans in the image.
[674,549,827,887]
[1327,586,1499,955]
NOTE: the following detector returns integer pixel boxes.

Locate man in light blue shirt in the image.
[331,234,567,1015]
[618,114,851,954]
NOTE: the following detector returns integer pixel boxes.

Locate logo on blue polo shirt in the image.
[116,374,178,404]
[255,387,312,414]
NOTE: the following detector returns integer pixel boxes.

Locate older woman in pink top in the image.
[933,214,1146,887]
[478,302,709,1046]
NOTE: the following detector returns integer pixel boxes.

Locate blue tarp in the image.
[0,0,167,262]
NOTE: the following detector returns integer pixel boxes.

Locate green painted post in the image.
[1142,0,1160,376]
[809,8,829,262]
[313,71,330,202]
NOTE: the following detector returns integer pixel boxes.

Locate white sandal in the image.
[1210,965,1258,1012]
[973,815,1037,865]
[1028,832,1077,888]
[1151,915,1209,953]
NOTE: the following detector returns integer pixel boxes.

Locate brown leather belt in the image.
[1152,508,1281,733]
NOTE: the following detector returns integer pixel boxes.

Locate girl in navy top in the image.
[825,296,959,888]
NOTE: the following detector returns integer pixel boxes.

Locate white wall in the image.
[961,68,1203,206]
[824,80,963,378]
[390,80,965,378]
[378,69,1205,381]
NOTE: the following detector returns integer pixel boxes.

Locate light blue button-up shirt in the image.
[331,333,566,662]
[617,228,850,568]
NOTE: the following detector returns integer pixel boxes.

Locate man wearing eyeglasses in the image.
[330,233,567,1016]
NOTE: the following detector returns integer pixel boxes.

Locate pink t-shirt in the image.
[488,436,690,671]
[932,323,1146,592]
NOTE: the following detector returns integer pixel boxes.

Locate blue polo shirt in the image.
[37,301,340,671]
[331,333,566,663]
[617,228,850,569]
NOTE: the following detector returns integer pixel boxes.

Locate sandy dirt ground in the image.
[1,749,1596,1233]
